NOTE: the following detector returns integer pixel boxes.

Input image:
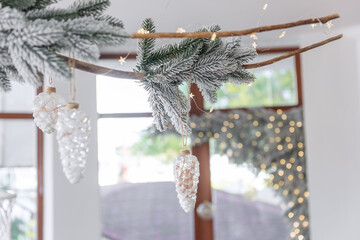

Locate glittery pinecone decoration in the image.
[56,103,91,184]
[174,150,200,213]
[33,87,66,134]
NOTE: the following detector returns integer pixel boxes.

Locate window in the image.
[205,51,299,109]
[97,60,194,240]
[97,48,307,240]
[0,84,43,240]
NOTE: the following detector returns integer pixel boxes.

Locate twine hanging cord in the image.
[69,56,77,102]
[45,77,56,93]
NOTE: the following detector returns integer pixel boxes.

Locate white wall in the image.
[44,70,101,240]
[302,27,360,240]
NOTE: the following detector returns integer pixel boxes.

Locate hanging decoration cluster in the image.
[33,81,91,184]
[189,107,309,240]
[135,18,257,135]
[0,0,127,91]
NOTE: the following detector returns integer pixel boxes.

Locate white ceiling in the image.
[58,0,359,50]
[106,0,358,31]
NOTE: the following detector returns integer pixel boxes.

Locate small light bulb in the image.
[211,33,217,41]
[118,56,126,65]
[252,42,257,49]
[250,33,258,40]
[279,31,286,39]
[137,28,149,34]
[326,21,333,29]
[311,24,317,29]
[263,3,268,10]
[177,28,186,33]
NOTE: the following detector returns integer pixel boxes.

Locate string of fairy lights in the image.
[119,10,334,65]
[189,107,310,240]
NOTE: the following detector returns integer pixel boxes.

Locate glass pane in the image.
[195,108,310,240]
[211,153,289,240]
[96,60,151,114]
[0,81,36,113]
[0,167,37,240]
[0,120,37,167]
[205,54,298,110]
[98,118,194,240]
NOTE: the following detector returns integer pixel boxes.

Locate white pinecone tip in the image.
[179,196,196,213]
[62,158,86,184]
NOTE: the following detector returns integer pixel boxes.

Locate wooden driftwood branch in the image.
[131,14,339,39]
[59,55,145,80]
[61,34,343,79]
[244,34,343,69]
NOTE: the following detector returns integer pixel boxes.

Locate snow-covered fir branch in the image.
[136,18,257,134]
[0,0,127,91]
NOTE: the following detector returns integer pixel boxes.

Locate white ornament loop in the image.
[174,151,200,213]
[33,87,66,134]
[56,105,91,184]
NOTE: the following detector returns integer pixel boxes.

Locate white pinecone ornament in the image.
[33,87,66,134]
[56,103,91,184]
[174,150,200,213]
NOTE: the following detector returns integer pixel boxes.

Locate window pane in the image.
[0,81,36,113]
[0,120,37,167]
[0,167,37,240]
[98,118,194,240]
[199,108,309,240]
[210,152,289,240]
[205,54,298,110]
[96,60,151,114]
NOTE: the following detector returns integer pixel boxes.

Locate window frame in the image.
[98,47,303,240]
[0,87,44,240]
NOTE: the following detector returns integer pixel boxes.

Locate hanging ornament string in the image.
[177,76,192,149]
[69,55,77,102]
[190,95,214,114]
[174,75,201,213]
[46,76,56,94]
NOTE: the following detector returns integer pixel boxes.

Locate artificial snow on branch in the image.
[0,0,128,91]
[135,18,257,134]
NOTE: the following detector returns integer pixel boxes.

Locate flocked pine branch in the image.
[136,18,257,134]
[0,0,127,90]
[0,67,11,91]
[0,0,37,10]
[26,0,109,20]
[27,0,59,10]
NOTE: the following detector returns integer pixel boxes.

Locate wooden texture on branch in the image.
[244,34,343,69]
[131,14,339,39]
[61,34,343,80]
[59,55,145,80]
